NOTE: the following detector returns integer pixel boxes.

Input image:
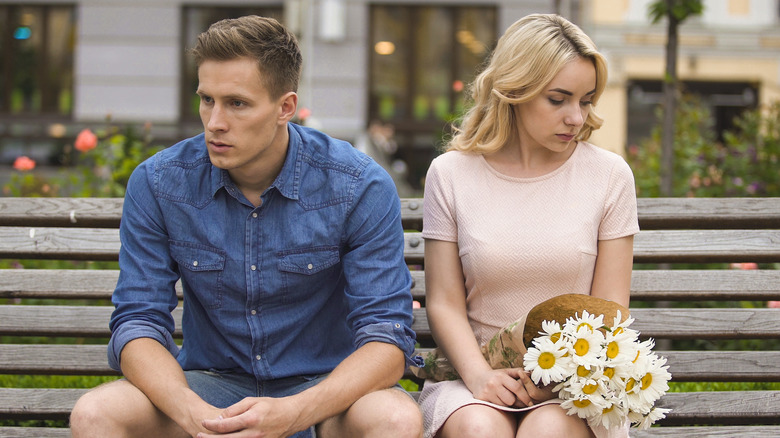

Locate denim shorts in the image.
[184,370,326,438]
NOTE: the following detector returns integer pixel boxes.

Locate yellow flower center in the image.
[551,332,561,343]
[626,377,637,392]
[578,322,594,333]
[641,373,653,390]
[632,350,641,363]
[574,338,590,356]
[538,352,557,369]
[573,399,591,408]
[607,341,619,359]
[576,365,590,377]
[583,383,598,394]
[613,327,624,336]
[603,405,614,414]
[604,367,615,379]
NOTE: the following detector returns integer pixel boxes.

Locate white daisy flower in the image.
[595,398,629,430]
[567,324,606,369]
[635,354,671,406]
[634,407,671,430]
[565,309,605,335]
[561,393,608,420]
[539,319,565,344]
[523,337,572,386]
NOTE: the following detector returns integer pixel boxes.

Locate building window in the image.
[627,80,759,146]
[0,4,75,116]
[369,4,497,189]
[180,5,284,122]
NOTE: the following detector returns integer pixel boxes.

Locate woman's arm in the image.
[590,235,634,307]
[425,239,539,407]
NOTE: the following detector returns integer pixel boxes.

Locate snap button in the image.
[192,261,198,267]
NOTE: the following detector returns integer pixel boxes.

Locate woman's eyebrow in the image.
[548,87,597,96]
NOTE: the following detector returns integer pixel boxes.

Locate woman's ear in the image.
[278,91,298,124]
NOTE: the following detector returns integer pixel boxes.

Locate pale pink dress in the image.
[419,142,639,438]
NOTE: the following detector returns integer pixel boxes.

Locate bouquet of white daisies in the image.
[523,308,672,430]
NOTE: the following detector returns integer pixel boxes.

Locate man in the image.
[70,15,423,438]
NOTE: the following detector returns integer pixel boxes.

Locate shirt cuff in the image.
[107,321,180,371]
[354,321,424,368]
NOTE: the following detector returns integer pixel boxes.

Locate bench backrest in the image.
[1,196,780,429]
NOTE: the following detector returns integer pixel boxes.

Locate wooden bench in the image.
[1,196,780,437]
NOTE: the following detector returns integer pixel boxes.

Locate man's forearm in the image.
[120,338,214,434]
[288,341,406,431]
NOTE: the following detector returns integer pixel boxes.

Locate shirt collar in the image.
[208,124,302,201]
[268,124,302,201]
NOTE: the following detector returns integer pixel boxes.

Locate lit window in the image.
[0,5,75,116]
[369,5,496,189]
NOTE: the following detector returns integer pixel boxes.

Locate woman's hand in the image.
[516,370,556,404]
[467,368,556,408]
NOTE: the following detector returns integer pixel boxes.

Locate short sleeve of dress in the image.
[599,158,640,240]
[422,155,458,242]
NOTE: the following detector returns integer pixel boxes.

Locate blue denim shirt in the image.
[108,123,420,380]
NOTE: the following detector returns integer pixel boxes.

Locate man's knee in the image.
[320,388,422,438]
[370,390,422,438]
[70,384,117,437]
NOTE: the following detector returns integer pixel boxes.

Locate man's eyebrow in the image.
[548,87,597,96]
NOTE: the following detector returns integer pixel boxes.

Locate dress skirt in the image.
[419,379,629,438]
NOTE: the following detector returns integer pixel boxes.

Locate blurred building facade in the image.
[2,0,779,193]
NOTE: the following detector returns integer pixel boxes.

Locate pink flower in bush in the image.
[74,129,98,152]
[768,301,780,309]
[297,107,312,121]
[13,156,36,171]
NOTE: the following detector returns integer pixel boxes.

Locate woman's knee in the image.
[517,405,591,438]
[440,404,515,438]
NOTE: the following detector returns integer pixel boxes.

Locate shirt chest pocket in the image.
[170,241,226,309]
[277,247,341,303]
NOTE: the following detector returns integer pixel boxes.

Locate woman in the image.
[419,14,639,438]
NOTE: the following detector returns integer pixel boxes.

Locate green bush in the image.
[628,97,780,198]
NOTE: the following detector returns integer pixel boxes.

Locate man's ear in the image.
[278,91,298,124]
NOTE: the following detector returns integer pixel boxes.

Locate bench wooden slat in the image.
[0,269,120,299]
[5,344,780,383]
[2,305,775,340]
[2,387,778,424]
[0,227,119,261]
[4,228,779,264]
[630,269,780,301]
[4,268,778,302]
[633,229,780,263]
[630,426,780,437]
[411,307,780,341]
[635,197,780,229]
[0,344,117,375]
[0,269,185,300]
[0,305,180,338]
[405,230,780,265]
[0,198,124,228]
[654,390,780,425]
[0,427,73,438]
[5,197,779,230]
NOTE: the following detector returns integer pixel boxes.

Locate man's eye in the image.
[232,100,245,107]
[200,95,213,104]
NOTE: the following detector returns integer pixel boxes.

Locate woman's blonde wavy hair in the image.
[447,14,607,154]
